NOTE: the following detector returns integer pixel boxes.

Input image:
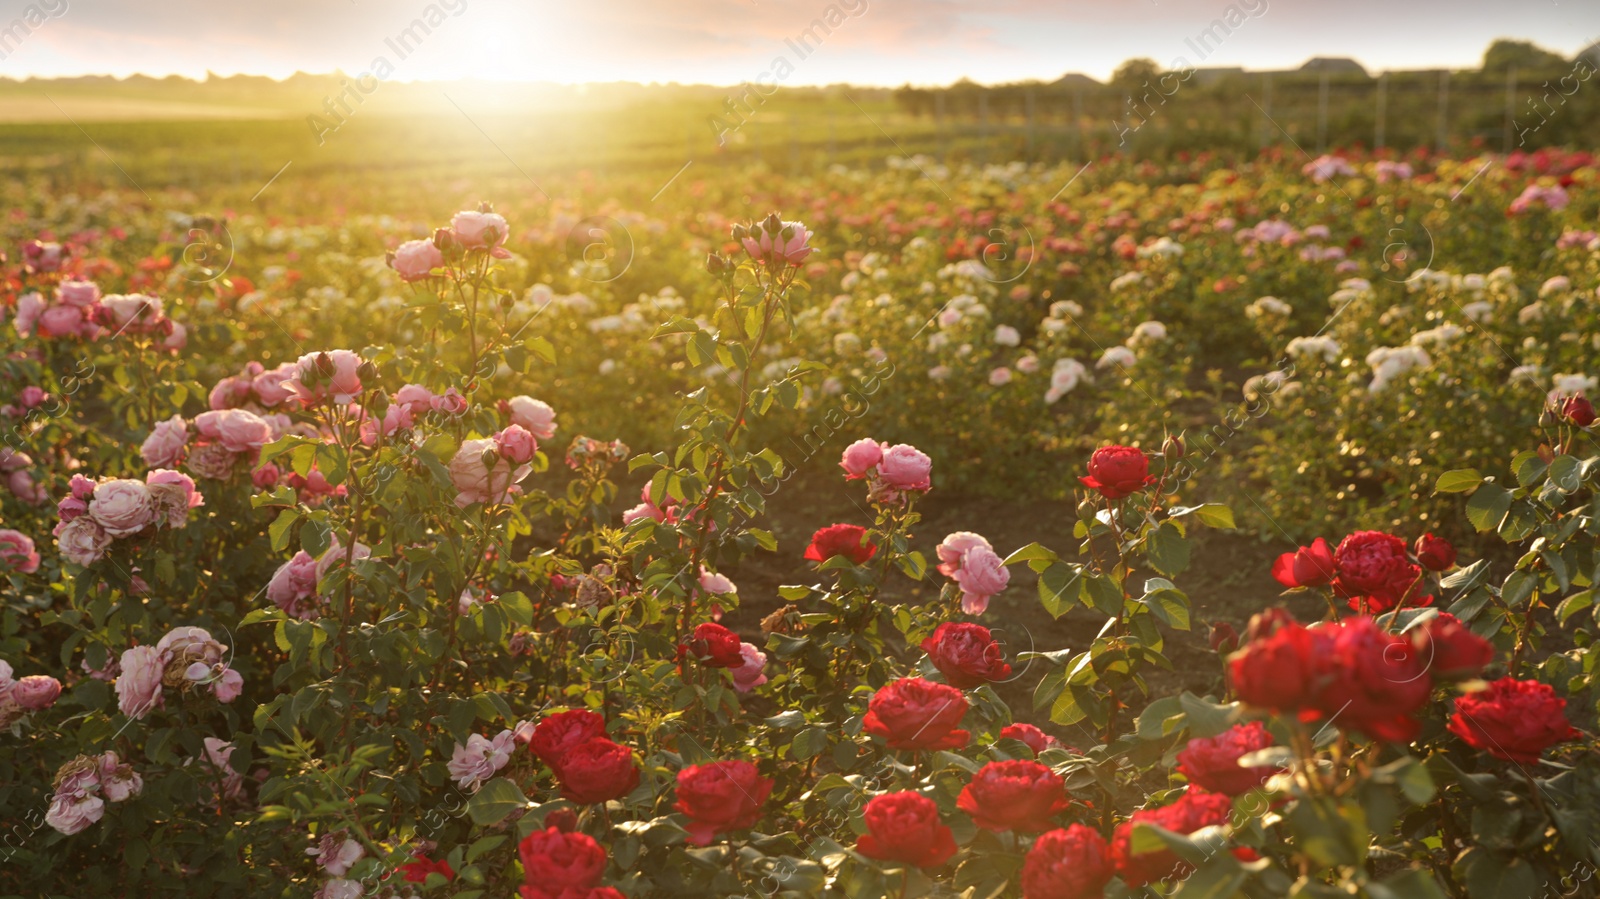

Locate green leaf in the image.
[1037,562,1082,619]
[686,330,719,366]
[1452,847,1540,899]
[1172,503,1237,529]
[1512,451,1548,488]
[269,508,300,553]
[1004,542,1058,566]
[1147,520,1191,576]
[1139,578,1191,630]
[1434,468,1484,494]
[1550,454,1582,494]
[791,726,829,761]
[465,777,528,826]
[1465,484,1512,533]
[1081,575,1123,617]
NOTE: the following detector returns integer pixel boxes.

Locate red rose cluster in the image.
[956,760,1071,833]
[1111,789,1234,886]
[526,709,640,805]
[1273,530,1456,613]
[1176,721,1279,796]
[1228,610,1491,742]
[680,622,744,668]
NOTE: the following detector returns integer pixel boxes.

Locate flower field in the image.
[2,143,1600,899]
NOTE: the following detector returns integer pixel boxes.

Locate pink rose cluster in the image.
[1,448,47,505]
[839,437,933,505]
[285,349,368,406]
[54,471,203,567]
[1301,154,1355,183]
[45,752,143,835]
[564,435,627,473]
[13,281,184,348]
[207,360,301,411]
[623,483,682,526]
[144,408,298,480]
[21,238,67,274]
[1510,183,1570,214]
[1,383,50,418]
[448,428,536,507]
[0,659,62,727]
[266,539,372,619]
[114,625,243,719]
[0,528,41,574]
[356,383,471,449]
[936,531,1012,615]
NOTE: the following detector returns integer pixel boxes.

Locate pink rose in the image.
[54,517,112,566]
[448,437,523,507]
[16,385,46,408]
[13,292,43,336]
[88,478,155,537]
[309,832,366,876]
[13,675,61,710]
[507,396,557,439]
[268,550,321,618]
[209,376,249,410]
[45,792,104,835]
[741,218,813,267]
[252,363,299,407]
[447,730,516,791]
[252,462,281,490]
[358,403,413,447]
[69,473,96,500]
[430,387,468,416]
[37,304,85,339]
[494,424,538,464]
[622,502,664,525]
[98,752,144,802]
[451,210,509,249]
[0,529,41,573]
[115,645,165,719]
[202,737,244,800]
[208,667,244,703]
[394,384,435,414]
[141,415,190,468]
[99,294,163,331]
[936,532,993,578]
[163,321,187,350]
[288,350,365,405]
[315,537,372,581]
[147,468,203,510]
[839,438,884,479]
[9,469,46,505]
[391,238,444,281]
[730,643,768,693]
[698,567,737,595]
[877,444,932,492]
[197,409,273,454]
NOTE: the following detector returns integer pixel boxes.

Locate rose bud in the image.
[1413,533,1456,571]
[1562,393,1596,428]
[1271,537,1336,589]
[1208,621,1239,654]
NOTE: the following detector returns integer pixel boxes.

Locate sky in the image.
[1,0,1598,86]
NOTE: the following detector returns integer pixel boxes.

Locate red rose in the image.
[1449,677,1576,764]
[1271,537,1335,589]
[683,622,744,668]
[674,760,774,846]
[804,523,877,564]
[1416,612,1493,680]
[1000,723,1061,757]
[1021,824,1114,899]
[400,856,455,883]
[528,709,608,775]
[856,792,958,868]
[1412,533,1456,571]
[1333,531,1421,613]
[517,827,607,894]
[1176,721,1278,796]
[521,890,627,899]
[1307,617,1431,742]
[920,622,1012,689]
[863,677,970,751]
[556,738,640,804]
[1111,790,1233,886]
[956,759,1071,833]
[1562,393,1596,427]
[1208,621,1239,654]
[1228,617,1316,712]
[1078,445,1152,500]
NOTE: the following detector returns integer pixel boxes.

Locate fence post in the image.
[1258,72,1272,149]
[1503,67,1518,153]
[1435,69,1449,151]
[1374,73,1387,150]
[1026,87,1036,158]
[1317,69,1329,152]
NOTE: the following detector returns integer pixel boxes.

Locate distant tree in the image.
[1482,39,1568,72]
[1111,58,1162,91]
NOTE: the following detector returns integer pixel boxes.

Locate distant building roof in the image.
[1052,73,1102,88]
[1300,57,1369,76]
